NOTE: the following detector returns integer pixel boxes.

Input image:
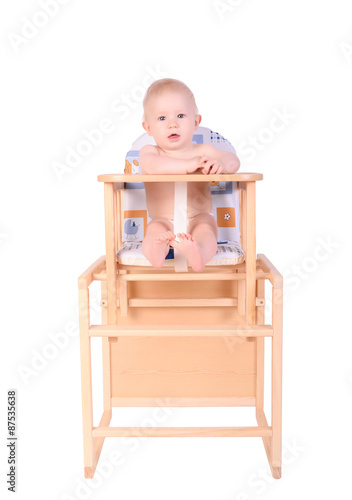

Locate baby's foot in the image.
[151,231,176,268]
[170,233,205,272]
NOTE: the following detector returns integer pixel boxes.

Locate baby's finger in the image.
[207,163,217,174]
[210,162,223,174]
[202,160,214,174]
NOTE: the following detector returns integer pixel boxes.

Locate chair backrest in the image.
[123,126,241,245]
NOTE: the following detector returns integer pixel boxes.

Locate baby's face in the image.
[143,89,201,152]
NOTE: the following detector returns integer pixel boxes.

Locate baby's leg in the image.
[142,218,175,269]
[171,213,218,272]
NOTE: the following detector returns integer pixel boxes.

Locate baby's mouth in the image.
[168,133,180,140]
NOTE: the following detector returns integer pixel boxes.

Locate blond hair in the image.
[143,78,198,118]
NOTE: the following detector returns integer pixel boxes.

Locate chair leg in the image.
[120,276,128,317]
[237,279,246,317]
[79,288,95,478]
[101,281,112,411]
[256,278,265,411]
[271,287,283,478]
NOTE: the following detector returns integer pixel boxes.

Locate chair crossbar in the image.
[92,426,272,438]
[117,272,271,282]
[89,324,274,338]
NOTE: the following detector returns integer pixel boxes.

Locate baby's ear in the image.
[142,121,152,135]
[195,114,202,128]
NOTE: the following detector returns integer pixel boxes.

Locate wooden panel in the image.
[129,279,237,299]
[110,337,256,399]
[117,303,244,326]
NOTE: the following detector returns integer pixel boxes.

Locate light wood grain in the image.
[92,426,272,438]
[98,173,263,183]
[79,170,283,479]
[89,324,274,337]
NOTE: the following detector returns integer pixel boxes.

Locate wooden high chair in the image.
[78,172,283,479]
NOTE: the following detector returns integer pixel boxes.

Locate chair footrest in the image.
[88,324,273,338]
[92,426,272,438]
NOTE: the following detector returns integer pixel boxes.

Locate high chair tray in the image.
[97,173,263,183]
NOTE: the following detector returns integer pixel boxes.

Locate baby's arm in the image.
[139,145,200,175]
[199,144,240,174]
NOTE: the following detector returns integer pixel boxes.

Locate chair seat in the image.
[116,241,245,267]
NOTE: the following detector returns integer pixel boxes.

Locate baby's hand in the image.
[199,156,224,175]
[186,156,203,174]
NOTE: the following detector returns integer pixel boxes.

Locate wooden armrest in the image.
[257,254,283,288]
[78,256,106,289]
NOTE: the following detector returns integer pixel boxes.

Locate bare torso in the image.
[144,179,212,219]
[142,143,213,219]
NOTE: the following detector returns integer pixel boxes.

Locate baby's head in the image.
[142,79,201,149]
[143,78,199,120]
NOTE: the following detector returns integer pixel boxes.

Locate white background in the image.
[1,0,352,498]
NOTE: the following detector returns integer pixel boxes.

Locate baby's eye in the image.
[177,114,185,118]
[158,116,166,121]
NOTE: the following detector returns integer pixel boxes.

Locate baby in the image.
[139,78,240,272]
